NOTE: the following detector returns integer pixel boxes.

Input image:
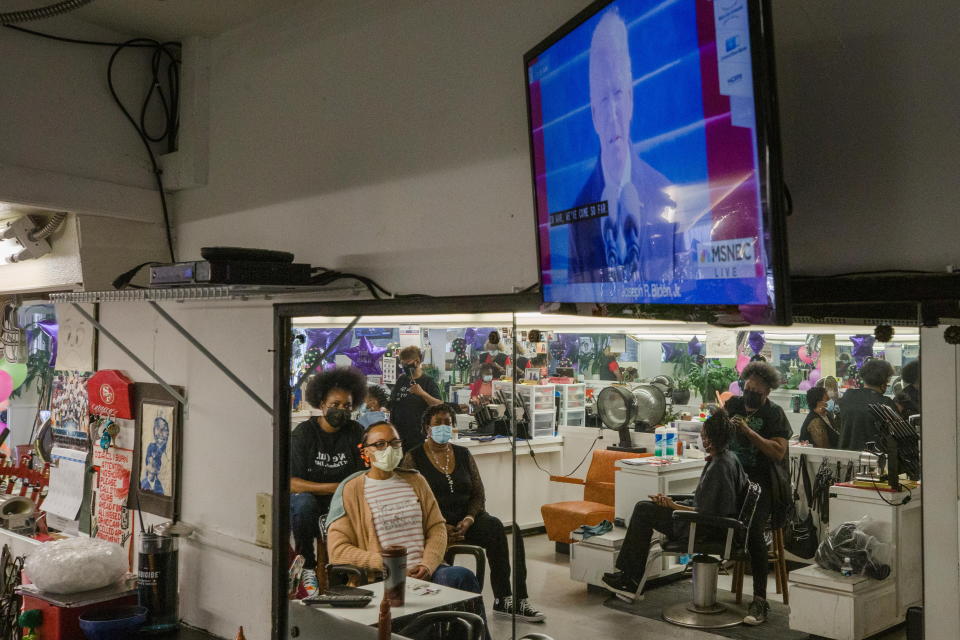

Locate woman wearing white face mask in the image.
[326,421,483,594]
[403,405,545,623]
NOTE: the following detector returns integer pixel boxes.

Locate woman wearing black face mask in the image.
[723,361,792,627]
[289,366,367,598]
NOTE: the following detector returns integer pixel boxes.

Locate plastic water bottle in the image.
[665,424,679,458]
[654,426,666,457]
[841,557,854,577]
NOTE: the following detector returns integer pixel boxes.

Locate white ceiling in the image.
[68,0,307,40]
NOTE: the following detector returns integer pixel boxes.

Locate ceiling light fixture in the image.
[1,213,66,264]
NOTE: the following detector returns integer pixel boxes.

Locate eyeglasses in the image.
[365,439,403,451]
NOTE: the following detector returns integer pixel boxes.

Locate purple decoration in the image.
[342,336,387,375]
[561,334,580,357]
[34,318,59,366]
[466,327,497,352]
[850,335,875,367]
[302,328,352,370]
[688,337,702,356]
[661,343,678,362]
[748,331,765,356]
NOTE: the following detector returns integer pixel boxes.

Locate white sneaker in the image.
[301,568,319,599]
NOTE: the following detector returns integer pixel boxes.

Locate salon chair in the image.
[541,449,649,550]
[327,545,487,588]
[399,611,485,640]
[658,482,760,629]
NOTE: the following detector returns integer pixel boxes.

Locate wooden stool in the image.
[732,527,789,605]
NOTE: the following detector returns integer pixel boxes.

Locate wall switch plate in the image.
[255,492,272,548]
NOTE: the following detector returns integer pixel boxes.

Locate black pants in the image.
[290,493,327,568]
[746,472,773,599]
[616,501,725,582]
[615,502,679,581]
[463,511,528,600]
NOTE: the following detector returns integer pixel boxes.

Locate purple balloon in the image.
[662,343,678,362]
[808,368,822,385]
[850,335,875,367]
[342,336,387,375]
[728,381,741,395]
[748,331,765,357]
[798,380,813,391]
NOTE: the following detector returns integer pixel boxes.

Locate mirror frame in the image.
[271,293,541,639]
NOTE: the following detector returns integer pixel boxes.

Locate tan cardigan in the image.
[327,469,448,573]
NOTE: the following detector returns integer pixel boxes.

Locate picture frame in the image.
[128,383,183,519]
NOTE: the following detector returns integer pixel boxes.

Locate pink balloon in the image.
[728,381,741,395]
[798,380,813,391]
[798,346,814,364]
[808,368,822,385]
[736,354,750,374]
[0,371,12,403]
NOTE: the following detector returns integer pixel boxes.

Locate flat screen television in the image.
[524,0,790,325]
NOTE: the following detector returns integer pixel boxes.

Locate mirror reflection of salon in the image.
[598,344,623,382]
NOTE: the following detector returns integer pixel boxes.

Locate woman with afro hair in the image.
[290,366,368,597]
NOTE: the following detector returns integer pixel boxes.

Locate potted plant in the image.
[686,361,739,403]
[671,353,696,405]
[671,377,692,405]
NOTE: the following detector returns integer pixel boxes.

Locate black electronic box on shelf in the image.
[148,247,312,287]
[149,260,312,286]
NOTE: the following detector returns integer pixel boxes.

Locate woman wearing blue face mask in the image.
[799,386,839,448]
[402,404,545,623]
[357,385,389,428]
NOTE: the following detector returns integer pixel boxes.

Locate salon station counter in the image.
[454,434,563,531]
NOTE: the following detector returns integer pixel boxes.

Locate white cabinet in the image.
[613,458,706,524]
[788,485,922,640]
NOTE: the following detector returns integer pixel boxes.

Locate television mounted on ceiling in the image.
[524,0,791,325]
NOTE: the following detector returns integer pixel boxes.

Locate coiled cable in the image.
[0,0,95,25]
[27,212,67,241]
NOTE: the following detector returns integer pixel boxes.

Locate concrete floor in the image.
[479,533,907,640]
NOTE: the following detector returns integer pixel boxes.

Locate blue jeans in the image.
[431,564,480,593]
[290,493,325,568]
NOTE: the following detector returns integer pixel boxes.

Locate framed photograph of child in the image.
[129,383,183,519]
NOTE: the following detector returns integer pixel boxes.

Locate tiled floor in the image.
[480,533,907,640]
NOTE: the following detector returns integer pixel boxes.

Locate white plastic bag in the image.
[24,537,127,594]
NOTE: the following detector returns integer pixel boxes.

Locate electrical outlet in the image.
[255,492,272,548]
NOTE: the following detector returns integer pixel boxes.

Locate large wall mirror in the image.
[272,298,923,640]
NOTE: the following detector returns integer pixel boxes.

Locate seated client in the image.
[289,367,367,597]
[403,404,545,622]
[602,407,748,601]
[326,420,483,594]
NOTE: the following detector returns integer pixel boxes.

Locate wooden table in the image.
[294,577,483,633]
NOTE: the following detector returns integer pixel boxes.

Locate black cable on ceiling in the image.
[5,25,182,263]
[107,37,180,261]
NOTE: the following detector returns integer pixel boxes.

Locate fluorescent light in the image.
[0,237,21,263]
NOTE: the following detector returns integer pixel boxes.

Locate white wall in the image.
[920,327,960,639]
[0,17,162,211]
[172,0,591,296]
[96,301,275,637]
